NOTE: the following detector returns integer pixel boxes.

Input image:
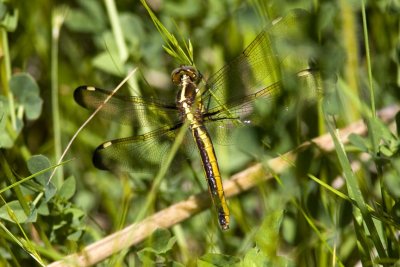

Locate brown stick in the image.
[47,105,399,267]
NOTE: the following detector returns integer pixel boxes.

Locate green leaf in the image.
[241,248,270,267]
[64,0,106,33]
[0,2,18,31]
[67,230,83,241]
[37,201,49,216]
[9,73,43,120]
[65,208,85,223]
[92,51,124,77]
[143,228,176,254]
[52,208,84,231]
[27,154,56,201]
[138,229,177,264]
[27,154,57,202]
[59,176,76,200]
[25,208,38,223]
[44,182,57,202]
[254,210,284,257]
[119,12,145,49]
[27,155,51,185]
[0,200,28,223]
[368,117,400,157]
[369,117,395,153]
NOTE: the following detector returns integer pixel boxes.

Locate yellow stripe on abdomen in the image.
[192,125,230,230]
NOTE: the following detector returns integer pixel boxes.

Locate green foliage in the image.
[0,1,17,31]
[65,0,106,33]
[9,73,42,121]
[198,253,239,266]
[0,0,399,266]
[137,228,178,265]
[0,200,35,223]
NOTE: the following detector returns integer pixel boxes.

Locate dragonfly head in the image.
[171,65,202,86]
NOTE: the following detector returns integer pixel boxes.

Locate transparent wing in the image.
[74,86,180,128]
[203,68,321,145]
[204,82,281,123]
[202,9,312,111]
[92,124,197,173]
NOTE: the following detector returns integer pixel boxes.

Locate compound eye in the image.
[171,68,184,85]
[171,66,201,85]
[186,67,201,83]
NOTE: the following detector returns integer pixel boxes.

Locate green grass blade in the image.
[140,0,193,65]
[360,0,375,115]
[308,174,350,201]
[0,159,73,195]
[104,0,128,62]
[51,7,67,187]
[324,110,387,260]
[135,120,190,222]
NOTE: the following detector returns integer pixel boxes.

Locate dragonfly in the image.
[74,10,317,230]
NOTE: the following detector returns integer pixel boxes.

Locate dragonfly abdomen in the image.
[192,125,230,230]
[173,65,230,230]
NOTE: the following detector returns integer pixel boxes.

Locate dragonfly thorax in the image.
[173,66,203,107]
[172,66,204,126]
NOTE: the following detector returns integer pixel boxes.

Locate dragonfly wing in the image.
[206,68,320,121]
[203,82,281,146]
[92,124,196,173]
[74,86,179,128]
[203,69,321,145]
[205,82,281,122]
[202,9,312,111]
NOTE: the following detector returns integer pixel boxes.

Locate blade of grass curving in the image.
[0,219,45,266]
[140,0,193,65]
[292,200,345,267]
[360,0,393,259]
[324,110,387,260]
[0,192,45,265]
[308,174,350,201]
[353,217,373,266]
[0,155,73,256]
[309,173,398,227]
